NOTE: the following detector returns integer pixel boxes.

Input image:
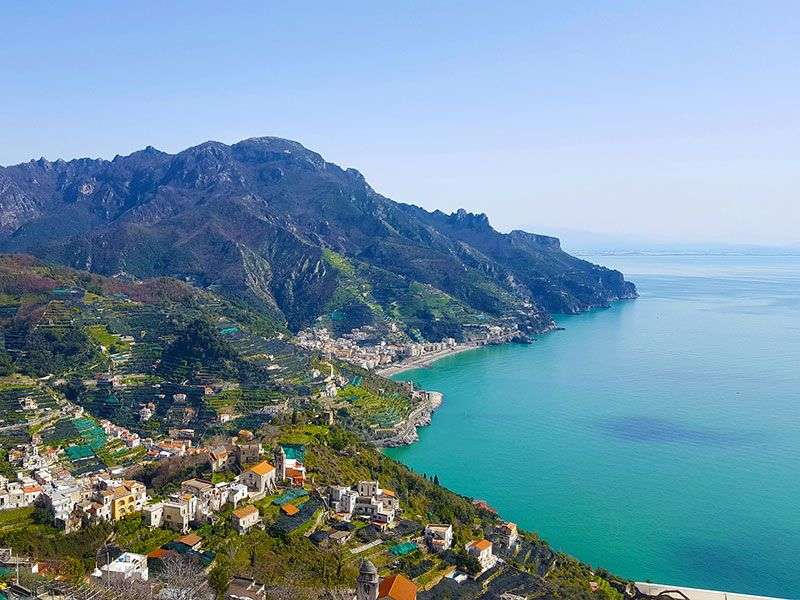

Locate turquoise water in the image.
[386,255,800,598]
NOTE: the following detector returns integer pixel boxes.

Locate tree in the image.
[455,551,482,576]
[0,350,14,376]
[208,557,233,598]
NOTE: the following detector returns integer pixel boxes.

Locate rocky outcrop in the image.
[372,391,444,447]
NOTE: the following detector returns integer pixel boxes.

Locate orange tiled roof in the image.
[378,573,417,600]
[285,467,305,479]
[178,533,202,547]
[382,489,396,497]
[232,504,259,519]
[23,485,42,494]
[248,461,275,476]
[281,503,300,516]
[470,539,492,552]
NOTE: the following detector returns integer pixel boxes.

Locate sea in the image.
[385,254,800,599]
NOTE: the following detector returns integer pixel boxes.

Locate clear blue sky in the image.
[2,1,798,245]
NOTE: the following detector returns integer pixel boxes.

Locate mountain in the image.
[0,137,636,339]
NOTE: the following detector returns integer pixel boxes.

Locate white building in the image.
[424,524,453,552]
[143,502,163,528]
[231,504,261,535]
[353,481,398,524]
[329,485,358,516]
[93,552,148,584]
[495,521,519,549]
[240,461,276,494]
[466,539,497,573]
[227,483,249,508]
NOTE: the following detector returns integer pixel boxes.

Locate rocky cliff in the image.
[0,137,636,339]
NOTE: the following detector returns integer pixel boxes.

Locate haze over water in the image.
[386,254,800,598]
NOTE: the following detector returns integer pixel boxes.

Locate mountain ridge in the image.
[0,136,636,340]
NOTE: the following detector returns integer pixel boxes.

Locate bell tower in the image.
[274,445,286,481]
[356,560,379,600]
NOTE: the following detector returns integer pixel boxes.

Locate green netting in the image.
[273,488,308,506]
[72,418,106,450]
[73,417,96,431]
[282,444,305,462]
[66,445,94,460]
[389,542,418,556]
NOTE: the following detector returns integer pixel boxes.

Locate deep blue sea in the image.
[386,255,800,598]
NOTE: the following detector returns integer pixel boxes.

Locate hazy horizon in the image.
[3,2,798,246]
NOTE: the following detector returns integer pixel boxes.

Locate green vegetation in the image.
[114,515,177,554]
[321,249,385,335]
[336,384,412,431]
[86,324,131,354]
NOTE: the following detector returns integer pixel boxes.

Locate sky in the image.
[1,1,798,246]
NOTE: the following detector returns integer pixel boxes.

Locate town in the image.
[295,324,527,373]
[0,416,544,600]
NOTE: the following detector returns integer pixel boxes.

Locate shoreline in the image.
[375,342,482,377]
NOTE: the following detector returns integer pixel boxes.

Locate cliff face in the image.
[0,137,636,337]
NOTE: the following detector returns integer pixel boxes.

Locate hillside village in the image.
[0,416,633,600]
[0,257,640,599]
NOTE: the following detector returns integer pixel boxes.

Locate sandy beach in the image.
[375,343,481,377]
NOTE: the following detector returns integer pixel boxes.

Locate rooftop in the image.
[379,573,418,600]
[469,539,492,552]
[247,461,275,476]
[232,504,259,519]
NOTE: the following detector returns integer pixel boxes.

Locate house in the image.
[143,502,164,528]
[110,481,146,521]
[227,483,249,508]
[21,484,42,506]
[178,533,203,551]
[379,574,417,600]
[495,521,519,548]
[181,478,213,497]
[354,481,397,524]
[240,461,276,494]
[226,575,266,600]
[160,497,193,533]
[329,529,353,545]
[329,485,358,516]
[235,442,261,466]
[209,446,232,472]
[231,504,261,534]
[93,552,149,584]
[378,489,399,512]
[285,466,306,487]
[358,481,381,497]
[466,539,497,573]
[0,482,26,510]
[424,524,453,552]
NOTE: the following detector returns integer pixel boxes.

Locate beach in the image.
[375,343,480,377]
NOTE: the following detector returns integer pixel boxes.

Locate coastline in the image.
[375,342,482,378]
